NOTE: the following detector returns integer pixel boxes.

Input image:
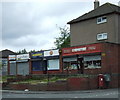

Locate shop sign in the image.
[17,60,28,62]
[62,44,102,56]
[44,49,59,57]
[72,47,86,52]
[8,55,16,60]
[10,61,16,63]
[17,54,30,60]
[31,51,43,59]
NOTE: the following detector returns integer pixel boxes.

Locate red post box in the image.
[98,74,104,89]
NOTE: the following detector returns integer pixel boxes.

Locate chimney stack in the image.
[94,0,100,9]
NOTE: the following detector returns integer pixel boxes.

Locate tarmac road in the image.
[1,88,119,99]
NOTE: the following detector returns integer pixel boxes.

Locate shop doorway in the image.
[77,57,84,74]
[43,60,47,74]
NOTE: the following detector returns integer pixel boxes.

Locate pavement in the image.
[1,88,119,99]
[1,88,118,94]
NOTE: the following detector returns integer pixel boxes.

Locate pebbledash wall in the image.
[60,42,120,75]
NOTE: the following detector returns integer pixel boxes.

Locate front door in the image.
[43,60,47,74]
[78,58,84,74]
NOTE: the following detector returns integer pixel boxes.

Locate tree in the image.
[54,26,70,49]
[17,49,28,54]
[22,49,27,54]
[30,50,36,53]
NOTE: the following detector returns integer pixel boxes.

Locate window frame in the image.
[97,16,107,24]
[47,59,59,70]
[97,33,108,41]
[84,55,101,69]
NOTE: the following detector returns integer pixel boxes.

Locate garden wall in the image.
[3,74,119,91]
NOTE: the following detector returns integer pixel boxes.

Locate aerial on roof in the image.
[67,3,120,24]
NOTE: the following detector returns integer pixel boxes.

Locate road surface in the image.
[1,88,119,99]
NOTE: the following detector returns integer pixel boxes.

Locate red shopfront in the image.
[61,42,119,74]
[60,42,120,88]
[61,43,102,74]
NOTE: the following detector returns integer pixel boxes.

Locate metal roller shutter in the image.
[10,62,16,75]
[17,62,29,75]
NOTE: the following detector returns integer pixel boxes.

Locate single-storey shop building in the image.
[16,54,30,75]
[30,49,61,75]
[8,55,16,75]
[60,42,119,75]
[44,49,60,74]
[8,54,30,76]
[30,51,46,74]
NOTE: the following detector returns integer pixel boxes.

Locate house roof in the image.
[67,3,120,24]
[0,49,16,58]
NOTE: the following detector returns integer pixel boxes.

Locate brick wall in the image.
[101,43,119,74]
[7,75,119,91]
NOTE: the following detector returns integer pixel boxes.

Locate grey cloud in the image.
[2,1,94,51]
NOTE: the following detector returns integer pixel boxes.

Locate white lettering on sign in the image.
[9,55,16,60]
[72,47,87,52]
[10,61,16,63]
[17,54,30,60]
[88,46,96,50]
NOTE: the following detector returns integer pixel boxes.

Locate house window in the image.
[97,33,108,40]
[97,16,107,24]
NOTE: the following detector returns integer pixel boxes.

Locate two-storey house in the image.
[61,1,120,76]
[68,1,120,46]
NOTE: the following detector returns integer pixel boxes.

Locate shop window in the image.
[84,60,101,68]
[84,55,101,69]
[63,55,101,70]
[32,61,43,71]
[47,59,59,70]
[63,62,70,70]
[71,61,78,70]
[63,57,78,70]
[63,61,77,70]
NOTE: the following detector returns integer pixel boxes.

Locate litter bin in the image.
[104,73,111,89]
[98,74,104,89]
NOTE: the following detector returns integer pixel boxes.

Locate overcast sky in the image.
[1,0,119,52]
